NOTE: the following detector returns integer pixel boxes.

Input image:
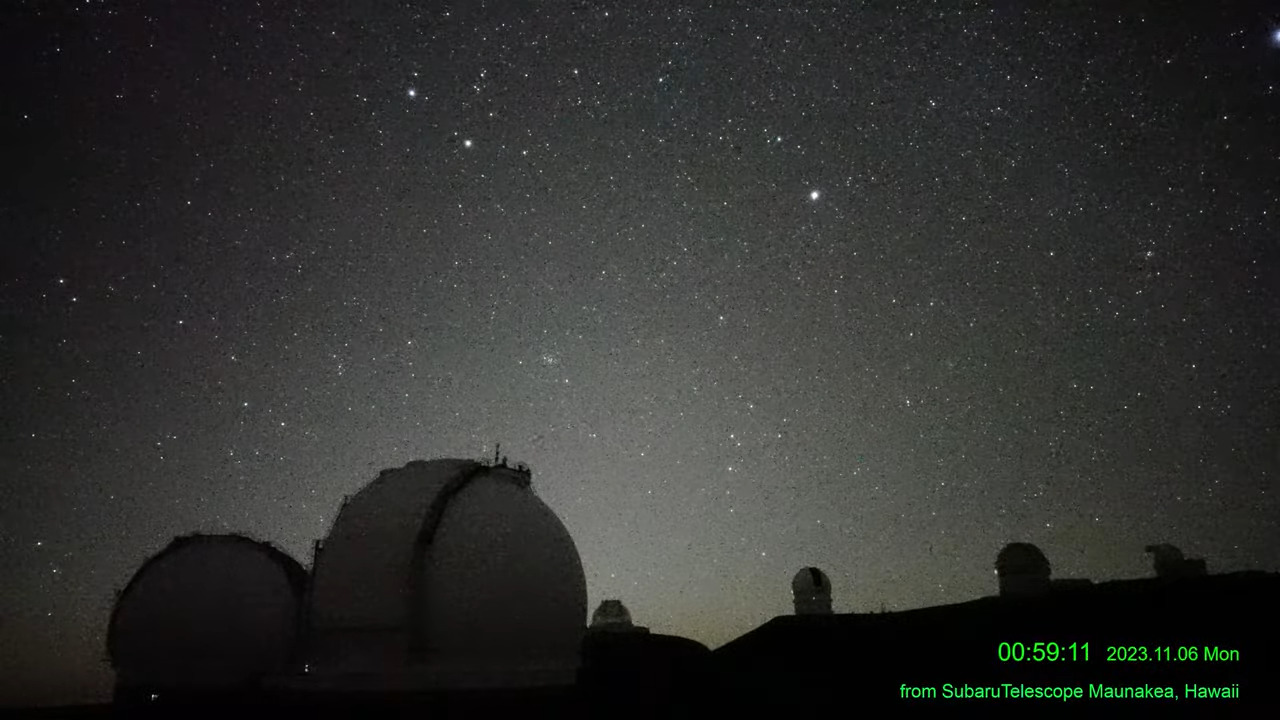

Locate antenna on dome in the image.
[493,443,501,466]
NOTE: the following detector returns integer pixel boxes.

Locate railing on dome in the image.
[511,461,532,487]
[480,443,532,486]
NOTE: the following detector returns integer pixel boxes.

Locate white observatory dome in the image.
[107,534,306,693]
[306,459,587,689]
[791,567,833,615]
[995,542,1051,597]
[590,599,640,631]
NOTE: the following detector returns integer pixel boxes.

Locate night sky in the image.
[3,0,1279,706]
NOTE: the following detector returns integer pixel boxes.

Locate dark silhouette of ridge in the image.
[74,466,1280,719]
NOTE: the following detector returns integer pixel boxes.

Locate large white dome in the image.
[306,459,587,689]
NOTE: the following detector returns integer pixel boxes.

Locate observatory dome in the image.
[792,567,830,596]
[590,600,637,631]
[307,459,587,688]
[791,567,833,615]
[1145,543,1207,578]
[995,543,1050,576]
[107,534,306,695]
[995,542,1051,597]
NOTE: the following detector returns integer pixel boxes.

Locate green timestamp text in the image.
[1106,645,1239,662]
[997,641,1089,662]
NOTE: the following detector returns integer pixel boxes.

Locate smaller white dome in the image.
[792,567,830,595]
[995,543,1051,598]
[792,567,832,615]
[996,543,1050,577]
[590,600,634,629]
[108,534,305,690]
[1145,544,1206,578]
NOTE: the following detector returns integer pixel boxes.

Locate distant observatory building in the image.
[792,567,832,615]
[303,458,587,690]
[1145,544,1208,579]
[107,534,307,703]
[590,600,648,633]
[995,543,1051,597]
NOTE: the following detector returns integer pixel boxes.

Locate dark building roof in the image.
[579,630,711,716]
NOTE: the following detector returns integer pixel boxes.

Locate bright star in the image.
[1272,28,1280,47]
[407,88,417,99]
[809,190,821,201]
[463,139,473,148]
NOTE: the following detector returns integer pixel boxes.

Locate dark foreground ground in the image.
[6,572,1278,718]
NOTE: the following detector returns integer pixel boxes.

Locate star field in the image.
[1,0,1278,706]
